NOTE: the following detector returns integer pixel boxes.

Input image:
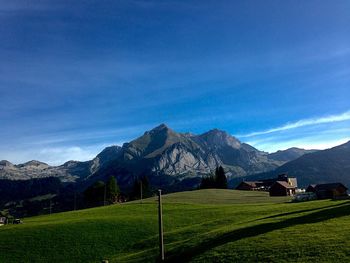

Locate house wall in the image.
[288,178,298,187]
[269,184,287,196]
[306,186,316,192]
[236,183,254,191]
[316,190,333,199]
[334,186,348,196]
[316,186,347,199]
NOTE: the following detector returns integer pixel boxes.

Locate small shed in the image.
[306,183,348,199]
[269,181,296,196]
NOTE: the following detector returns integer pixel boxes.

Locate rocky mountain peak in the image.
[199,129,241,149]
[62,160,81,167]
[0,160,14,167]
[96,145,122,159]
[145,123,170,135]
[153,123,169,130]
[123,124,184,159]
[20,160,49,167]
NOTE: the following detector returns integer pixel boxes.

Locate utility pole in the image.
[49,199,52,215]
[104,183,107,206]
[140,180,143,204]
[74,192,77,211]
[158,189,164,261]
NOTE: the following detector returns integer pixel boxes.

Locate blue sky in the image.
[1,0,349,165]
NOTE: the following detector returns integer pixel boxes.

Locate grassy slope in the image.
[0,189,349,262]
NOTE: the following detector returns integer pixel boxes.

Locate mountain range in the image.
[1,124,317,191]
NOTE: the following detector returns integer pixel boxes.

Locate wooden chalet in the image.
[306,183,348,199]
[235,181,264,191]
[236,174,298,193]
[276,174,298,188]
[269,181,296,196]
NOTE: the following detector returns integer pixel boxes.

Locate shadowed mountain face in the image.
[101,125,284,180]
[0,124,320,190]
[235,141,350,188]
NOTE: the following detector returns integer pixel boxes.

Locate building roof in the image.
[314,183,348,191]
[239,175,298,189]
[273,181,295,189]
[241,181,263,187]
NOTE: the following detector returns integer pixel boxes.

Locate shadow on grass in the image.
[255,201,348,222]
[165,202,350,262]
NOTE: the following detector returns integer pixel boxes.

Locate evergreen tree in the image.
[200,174,216,189]
[140,175,151,198]
[132,177,140,200]
[215,166,228,189]
[84,181,105,205]
[106,176,120,203]
[131,175,152,200]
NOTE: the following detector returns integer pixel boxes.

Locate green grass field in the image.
[1,189,349,262]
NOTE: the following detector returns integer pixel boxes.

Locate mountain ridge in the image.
[0,124,326,190]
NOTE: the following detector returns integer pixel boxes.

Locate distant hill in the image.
[268,147,318,162]
[235,141,350,188]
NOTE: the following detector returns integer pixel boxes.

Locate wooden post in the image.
[158,189,164,261]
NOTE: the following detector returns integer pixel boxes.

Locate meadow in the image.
[0,189,349,262]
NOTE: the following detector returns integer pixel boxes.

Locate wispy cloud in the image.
[38,146,102,165]
[0,123,156,165]
[19,125,149,146]
[248,136,350,153]
[239,110,350,138]
[0,144,108,166]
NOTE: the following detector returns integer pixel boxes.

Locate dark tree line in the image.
[1,174,156,218]
[84,176,120,206]
[130,175,153,200]
[200,166,228,189]
[0,177,62,206]
[1,167,227,218]
[83,175,153,205]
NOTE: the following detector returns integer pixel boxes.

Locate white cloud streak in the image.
[0,144,112,166]
[249,136,350,153]
[239,110,350,138]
